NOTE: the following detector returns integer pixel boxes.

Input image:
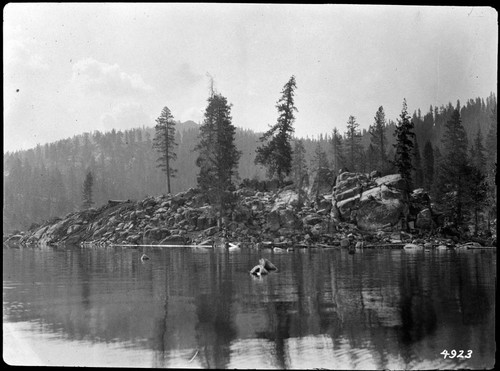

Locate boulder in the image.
[335,194,361,222]
[356,197,407,231]
[159,234,187,245]
[332,172,408,231]
[403,243,423,250]
[250,265,268,276]
[232,205,252,223]
[126,235,142,244]
[66,224,82,234]
[63,233,83,245]
[38,218,72,244]
[374,174,407,190]
[310,223,323,236]
[277,228,296,237]
[335,186,363,202]
[316,196,332,212]
[5,234,23,243]
[334,172,370,195]
[203,226,219,236]
[309,167,336,197]
[143,228,171,242]
[279,209,301,229]
[416,208,434,229]
[259,258,278,271]
[271,189,299,211]
[266,210,281,232]
[411,188,431,208]
[302,214,323,226]
[31,225,49,240]
[340,238,350,248]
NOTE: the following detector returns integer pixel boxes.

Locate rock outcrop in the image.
[16,185,337,247]
[332,172,408,231]
[10,171,494,249]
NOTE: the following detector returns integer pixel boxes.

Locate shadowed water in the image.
[3,244,496,369]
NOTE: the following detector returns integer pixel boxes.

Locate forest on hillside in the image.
[3,93,497,232]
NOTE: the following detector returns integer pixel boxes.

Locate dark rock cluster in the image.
[6,171,495,249]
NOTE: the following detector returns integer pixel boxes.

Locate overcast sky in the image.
[3,4,497,153]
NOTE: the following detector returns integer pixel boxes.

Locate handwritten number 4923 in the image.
[441,350,472,359]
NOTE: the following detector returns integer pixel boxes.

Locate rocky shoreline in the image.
[4,172,496,250]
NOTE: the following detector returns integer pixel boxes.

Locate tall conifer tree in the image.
[436,109,469,226]
[369,106,388,173]
[311,142,330,204]
[470,127,486,174]
[82,169,94,209]
[291,139,308,209]
[392,98,415,191]
[422,140,434,191]
[195,92,241,225]
[344,115,363,172]
[255,75,297,186]
[330,127,345,174]
[412,136,424,189]
[153,106,177,194]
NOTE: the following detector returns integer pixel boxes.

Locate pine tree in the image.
[436,109,469,227]
[291,139,308,209]
[422,141,434,191]
[366,144,377,173]
[412,136,424,189]
[344,115,363,172]
[330,127,345,174]
[392,99,415,191]
[369,106,388,173]
[386,147,397,174]
[255,75,297,186]
[467,166,488,236]
[311,142,330,204]
[470,127,486,173]
[468,127,489,235]
[153,106,178,194]
[82,169,94,209]
[195,92,241,226]
[485,107,497,171]
[484,110,497,227]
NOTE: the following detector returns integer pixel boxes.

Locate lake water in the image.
[3,244,496,369]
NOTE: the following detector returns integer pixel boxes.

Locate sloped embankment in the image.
[14,171,494,248]
[17,186,336,247]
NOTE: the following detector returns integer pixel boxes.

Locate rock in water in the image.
[259,258,278,271]
[403,243,423,250]
[250,264,268,276]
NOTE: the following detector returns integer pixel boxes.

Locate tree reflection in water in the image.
[2,245,496,369]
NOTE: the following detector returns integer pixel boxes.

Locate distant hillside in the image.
[3,93,497,232]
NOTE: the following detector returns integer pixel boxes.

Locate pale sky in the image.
[3,4,498,153]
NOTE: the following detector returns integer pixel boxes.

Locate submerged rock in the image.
[259,258,278,271]
[250,257,277,276]
[250,264,268,276]
[403,243,423,250]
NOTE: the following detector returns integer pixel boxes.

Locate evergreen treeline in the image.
[3,93,497,233]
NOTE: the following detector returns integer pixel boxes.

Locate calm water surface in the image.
[3,244,496,369]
